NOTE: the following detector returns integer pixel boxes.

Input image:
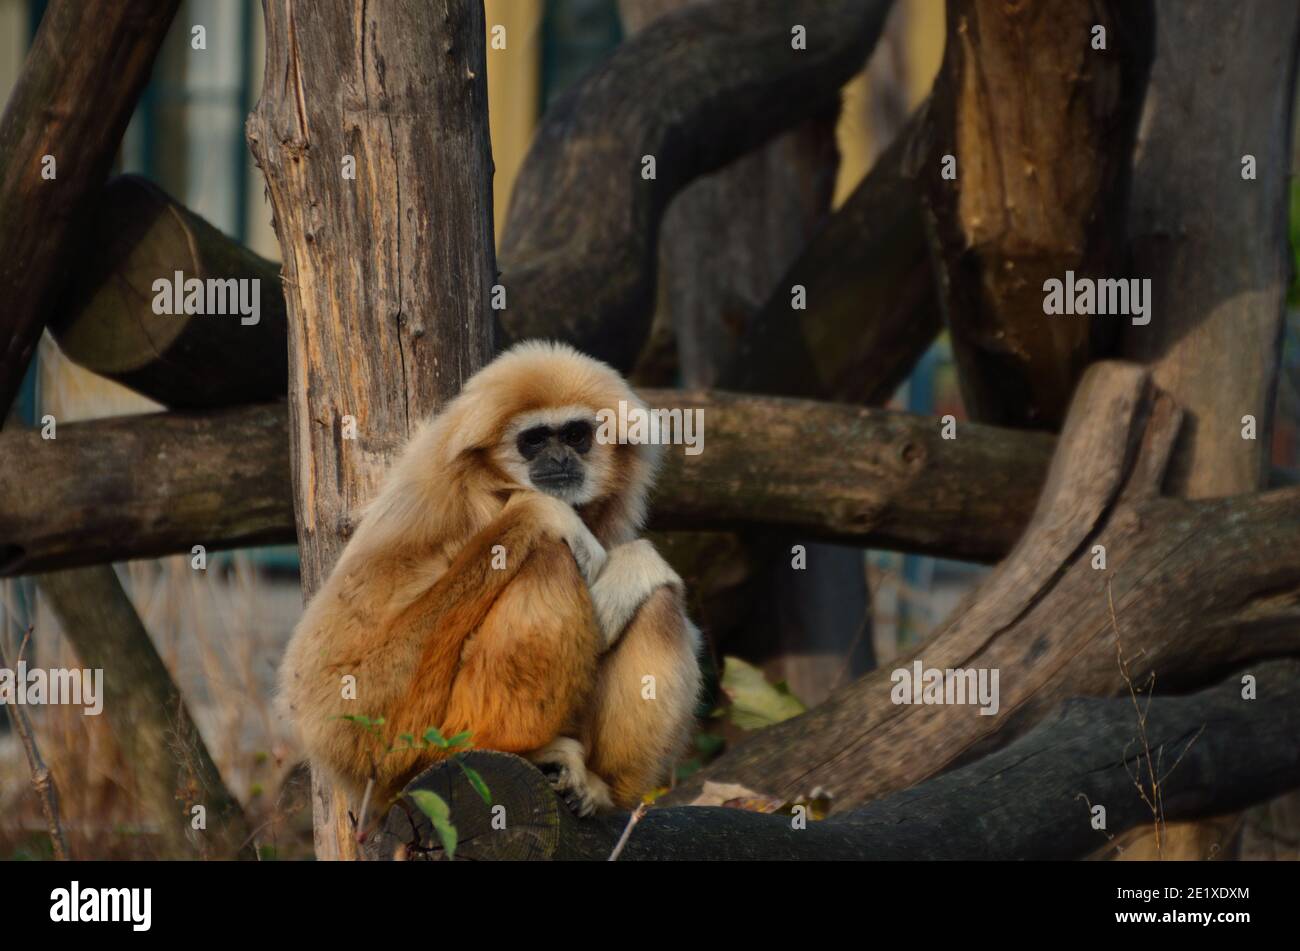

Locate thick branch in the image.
[0,392,1056,576]
[365,659,1300,860]
[666,361,1300,808]
[0,0,180,419]
[497,0,895,371]
[723,106,940,404]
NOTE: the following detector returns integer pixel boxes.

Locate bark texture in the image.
[246,0,497,859]
[924,0,1154,428]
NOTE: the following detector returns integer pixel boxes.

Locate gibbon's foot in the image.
[528,737,613,818]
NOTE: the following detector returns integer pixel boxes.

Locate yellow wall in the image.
[834,0,945,206]
[484,0,543,242]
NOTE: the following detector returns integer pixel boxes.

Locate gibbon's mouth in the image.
[531,470,584,492]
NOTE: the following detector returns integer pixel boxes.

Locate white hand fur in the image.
[507,492,607,585]
[589,538,682,650]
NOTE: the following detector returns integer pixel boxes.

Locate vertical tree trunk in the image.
[247,0,497,859]
[925,0,1154,429]
[1116,0,1300,861]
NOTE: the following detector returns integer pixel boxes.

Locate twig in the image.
[354,777,376,855]
[1106,577,1204,859]
[608,803,648,861]
[0,627,71,859]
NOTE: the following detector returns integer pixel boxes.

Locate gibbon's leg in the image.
[522,538,684,817]
[370,494,605,800]
[582,578,703,808]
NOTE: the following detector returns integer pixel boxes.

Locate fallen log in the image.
[362,658,1300,860]
[0,392,1054,577]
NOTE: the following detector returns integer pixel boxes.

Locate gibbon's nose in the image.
[540,445,572,468]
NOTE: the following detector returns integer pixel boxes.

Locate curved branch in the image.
[496,0,896,370]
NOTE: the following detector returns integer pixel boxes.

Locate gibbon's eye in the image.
[517,426,551,460]
[559,420,593,454]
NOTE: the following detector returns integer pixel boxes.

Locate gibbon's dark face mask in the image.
[517,418,594,497]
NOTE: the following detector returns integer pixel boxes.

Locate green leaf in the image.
[409,790,458,860]
[456,759,492,805]
[720,656,807,730]
[445,730,473,750]
[336,714,383,735]
[422,726,450,749]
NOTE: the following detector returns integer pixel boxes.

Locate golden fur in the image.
[278,341,701,809]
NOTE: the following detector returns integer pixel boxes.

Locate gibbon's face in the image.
[498,407,614,506]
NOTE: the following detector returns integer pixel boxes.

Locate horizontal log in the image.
[0,392,1056,576]
[363,659,1300,860]
[49,175,288,408]
[0,405,291,574]
[650,390,1053,558]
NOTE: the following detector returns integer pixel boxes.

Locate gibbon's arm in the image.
[589,539,683,650]
[387,491,603,721]
[370,493,606,798]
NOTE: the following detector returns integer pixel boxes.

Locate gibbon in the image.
[278,341,703,815]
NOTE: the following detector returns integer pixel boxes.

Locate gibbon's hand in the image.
[505,491,607,585]
[589,538,684,650]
